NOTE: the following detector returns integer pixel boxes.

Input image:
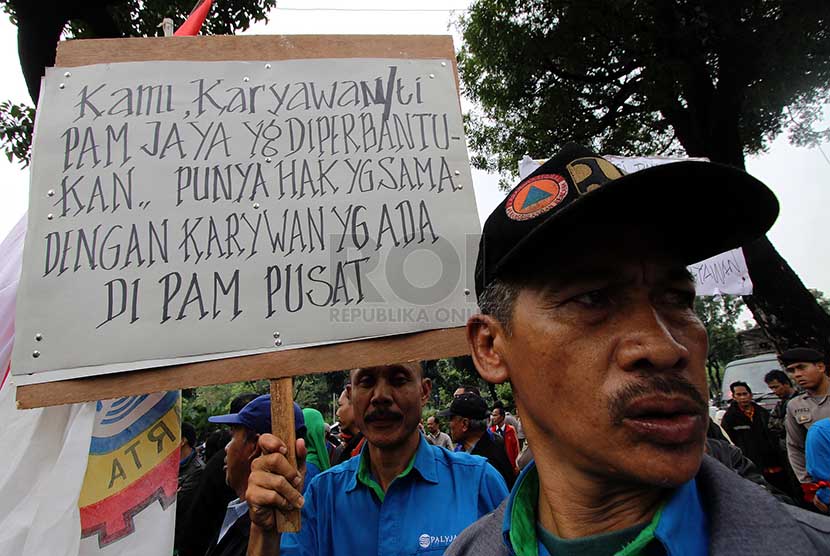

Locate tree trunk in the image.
[741,236,830,356]
[677,99,830,358]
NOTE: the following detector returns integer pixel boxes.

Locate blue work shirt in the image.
[281,434,509,556]
[501,461,708,555]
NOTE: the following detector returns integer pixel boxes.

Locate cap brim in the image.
[208,414,243,425]
[493,161,779,280]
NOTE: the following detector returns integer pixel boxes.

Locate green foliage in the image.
[294,371,350,422]
[810,289,830,314]
[457,1,830,180]
[694,295,744,395]
[182,371,348,440]
[181,380,269,440]
[424,357,511,414]
[0,101,34,167]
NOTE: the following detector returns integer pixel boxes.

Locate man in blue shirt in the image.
[447,144,830,555]
[245,361,509,556]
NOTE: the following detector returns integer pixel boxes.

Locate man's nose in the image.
[615,303,690,373]
[370,379,394,405]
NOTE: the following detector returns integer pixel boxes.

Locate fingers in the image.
[248,434,305,513]
[247,469,304,511]
[258,433,289,456]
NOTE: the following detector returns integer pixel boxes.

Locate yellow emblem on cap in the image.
[566,157,623,195]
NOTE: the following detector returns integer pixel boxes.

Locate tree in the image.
[0,101,34,166]
[457,0,830,356]
[182,379,269,439]
[694,296,744,395]
[811,289,830,314]
[0,0,275,160]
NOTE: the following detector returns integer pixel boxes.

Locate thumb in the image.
[296,437,307,473]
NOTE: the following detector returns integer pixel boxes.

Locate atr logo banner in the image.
[79,391,180,547]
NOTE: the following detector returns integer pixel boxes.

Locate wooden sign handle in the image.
[269,377,301,532]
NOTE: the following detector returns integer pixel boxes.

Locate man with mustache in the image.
[245,362,509,556]
[447,144,830,555]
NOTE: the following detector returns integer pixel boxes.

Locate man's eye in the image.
[664,289,696,308]
[569,290,611,308]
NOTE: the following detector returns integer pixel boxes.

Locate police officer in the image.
[783,348,830,496]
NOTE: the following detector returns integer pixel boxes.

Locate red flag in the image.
[174,0,214,36]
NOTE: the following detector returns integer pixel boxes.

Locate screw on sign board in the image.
[11,35,481,531]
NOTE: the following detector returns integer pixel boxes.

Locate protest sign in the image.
[13,36,477,409]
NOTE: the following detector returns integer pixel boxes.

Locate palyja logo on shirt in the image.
[418,533,458,549]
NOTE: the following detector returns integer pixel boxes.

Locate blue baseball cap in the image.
[209,394,305,435]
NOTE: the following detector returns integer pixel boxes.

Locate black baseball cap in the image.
[474,143,779,298]
[437,392,489,420]
[780,348,826,366]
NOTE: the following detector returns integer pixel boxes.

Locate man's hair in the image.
[764,370,792,386]
[181,422,197,448]
[477,277,521,332]
[467,418,488,433]
[230,392,258,414]
[457,384,481,397]
[204,429,231,462]
[729,381,752,394]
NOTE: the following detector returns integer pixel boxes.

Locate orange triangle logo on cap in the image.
[506,174,569,221]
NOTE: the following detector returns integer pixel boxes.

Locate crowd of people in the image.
[172,144,830,555]
[717,347,830,510]
[173,385,525,556]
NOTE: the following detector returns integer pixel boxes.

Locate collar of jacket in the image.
[500,460,707,556]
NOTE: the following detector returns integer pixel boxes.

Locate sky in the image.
[0,0,828,296]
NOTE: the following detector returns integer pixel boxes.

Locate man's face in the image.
[448,415,467,443]
[350,364,431,449]
[336,388,355,431]
[493,251,709,488]
[766,379,790,399]
[787,361,827,391]
[426,416,440,435]
[491,408,505,426]
[225,426,257,498]
[732,386,752,406]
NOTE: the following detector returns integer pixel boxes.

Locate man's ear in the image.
[466,314,510,384]
[247,433,261,462]
[421,378,433,405]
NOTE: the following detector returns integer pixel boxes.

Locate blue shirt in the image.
[501,461,708,556]
[281,434,509,556]
[305,461,321,493]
